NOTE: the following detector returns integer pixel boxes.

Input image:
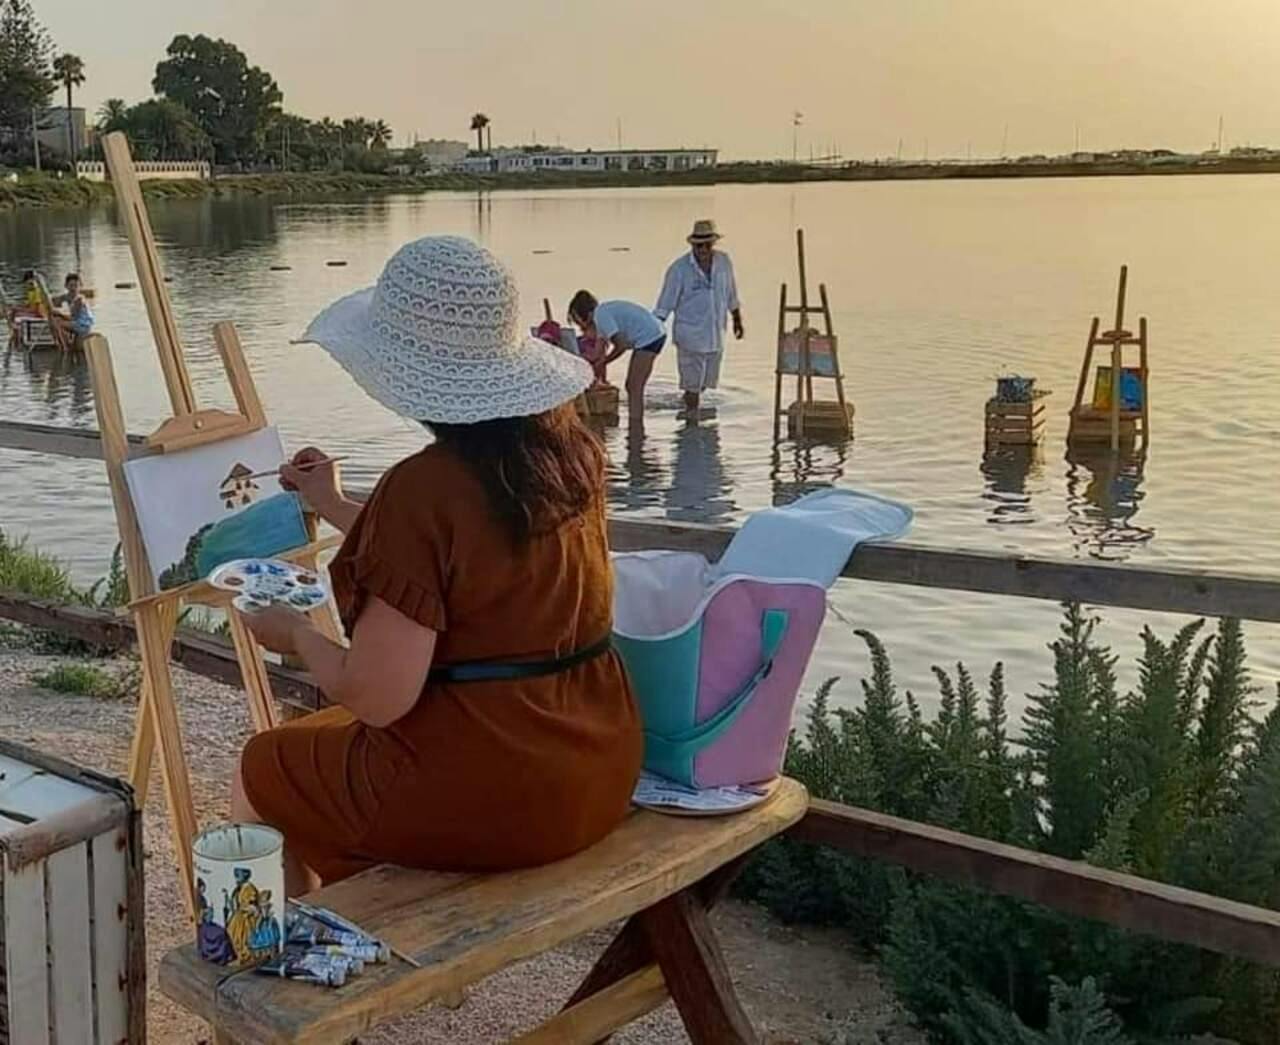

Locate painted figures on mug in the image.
[196,867,281,966]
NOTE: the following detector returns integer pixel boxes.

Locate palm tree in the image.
[97,98,128,132]
[370,119,392,150]
[51,54,86,159]
[470,113,490,154]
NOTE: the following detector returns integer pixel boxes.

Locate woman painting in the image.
[231,236,643,894]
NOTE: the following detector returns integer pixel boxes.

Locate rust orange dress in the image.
[241,445,643,883]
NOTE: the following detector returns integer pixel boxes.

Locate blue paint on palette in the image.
[194,493,308,579]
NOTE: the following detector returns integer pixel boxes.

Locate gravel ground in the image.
[0,641,924,1044]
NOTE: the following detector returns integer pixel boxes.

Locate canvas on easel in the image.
[1067,265,1150,452]
[124,426,309,590]
[773,229,854,439]
[86,132,342,917]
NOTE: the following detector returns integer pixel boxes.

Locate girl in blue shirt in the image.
[568,290,665,427]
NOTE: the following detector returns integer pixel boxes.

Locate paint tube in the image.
[256,952,347,988]
[303,943,383,967]
[286,922,390,960]
[286,902,389,960]
[291,899,378,939]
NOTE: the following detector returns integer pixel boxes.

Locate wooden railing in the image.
[4,416,1280,970]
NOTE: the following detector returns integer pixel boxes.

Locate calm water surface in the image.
[3,177,1280,721]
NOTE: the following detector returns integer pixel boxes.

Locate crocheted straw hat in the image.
[299,236,592,423]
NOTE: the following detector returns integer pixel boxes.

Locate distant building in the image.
[415,139,469,169]
[455,146,718,175]
[36,107,88,157]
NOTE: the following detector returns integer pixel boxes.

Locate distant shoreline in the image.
[4,156,1278,212]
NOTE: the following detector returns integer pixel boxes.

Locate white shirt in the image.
[654,250,740,355]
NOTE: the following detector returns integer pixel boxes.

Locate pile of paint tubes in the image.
[256,899,392,988]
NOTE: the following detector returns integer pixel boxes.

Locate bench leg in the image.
[561,855,758,1045]
[639,891,758,1045]
[564,852,751,1011]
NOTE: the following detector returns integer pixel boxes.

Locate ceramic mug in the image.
[192,823,286,967]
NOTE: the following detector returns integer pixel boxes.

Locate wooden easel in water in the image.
[87,132,341,916]
[1067,265,1150,453]
[773,229,854,439]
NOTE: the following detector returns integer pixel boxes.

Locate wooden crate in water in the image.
[985,394,1048,447]
[1067,405,1141,445]
[575,384,620,423]
[786,399,854,437]
[0,740,143,1044]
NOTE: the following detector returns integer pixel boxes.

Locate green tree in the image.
[0,0,54,149]
[96,97,128,132]
[122,99,209,160]
[370,118,392,149]
[51,52,84,157]
[152,35,281,164]
[470,112,489,153]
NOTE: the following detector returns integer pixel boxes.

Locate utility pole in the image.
[616,117,622,150]
[31,110,41,172]
[1001,123,1009,159]
[1217,114,1224,152]
[792,111,802,163]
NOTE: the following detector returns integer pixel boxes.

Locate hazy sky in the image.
[34,0,1280,160]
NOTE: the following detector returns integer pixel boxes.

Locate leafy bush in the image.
[741,606,1280,1041]
[31,660,137,700]
[0,529,79,601]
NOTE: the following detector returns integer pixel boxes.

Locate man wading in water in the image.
[655,219,744,418]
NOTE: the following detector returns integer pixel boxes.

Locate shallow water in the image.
[3,176,1280,722]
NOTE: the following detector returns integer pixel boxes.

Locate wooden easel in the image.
[1067,265,1150,452]
[88,132,341,917]
[773,229,853,439]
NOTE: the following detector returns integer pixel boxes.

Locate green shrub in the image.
[31,660,137,700]
[0,529,79,601]
[742,606,1280,1042]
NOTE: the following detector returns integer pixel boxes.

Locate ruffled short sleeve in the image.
[330,454,449,634]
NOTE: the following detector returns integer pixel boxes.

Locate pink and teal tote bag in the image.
[612,550,826,789]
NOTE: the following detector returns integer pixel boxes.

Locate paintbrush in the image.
[244,455,350,482]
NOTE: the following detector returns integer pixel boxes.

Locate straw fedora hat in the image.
[299,236,592,424]
[687,219,722,244]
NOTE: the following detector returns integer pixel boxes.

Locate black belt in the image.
[428,635,613,684]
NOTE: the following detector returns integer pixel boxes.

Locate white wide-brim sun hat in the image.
[299,235,592,424]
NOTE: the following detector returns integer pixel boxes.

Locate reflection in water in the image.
[665,421,736,525]
[1064,447,1154,560]
[473,192,492,241]
[151,195,281,256]
[980,447,1044,526]
[770,437,850,506]
[0,348,94,425]
[606,423,666,514]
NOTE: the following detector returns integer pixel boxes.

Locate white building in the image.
[415,138,469,168]
[36,107,88,157]
[456,147,718,175]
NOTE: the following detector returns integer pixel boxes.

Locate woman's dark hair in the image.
[426,405,605,545]
[568,289,597,324]
[21,270,35,282]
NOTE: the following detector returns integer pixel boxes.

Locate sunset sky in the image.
[35,0,1280,160]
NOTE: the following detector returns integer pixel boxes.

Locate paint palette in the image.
[208,558,330,615]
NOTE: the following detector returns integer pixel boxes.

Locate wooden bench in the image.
[160,779,808,1044]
